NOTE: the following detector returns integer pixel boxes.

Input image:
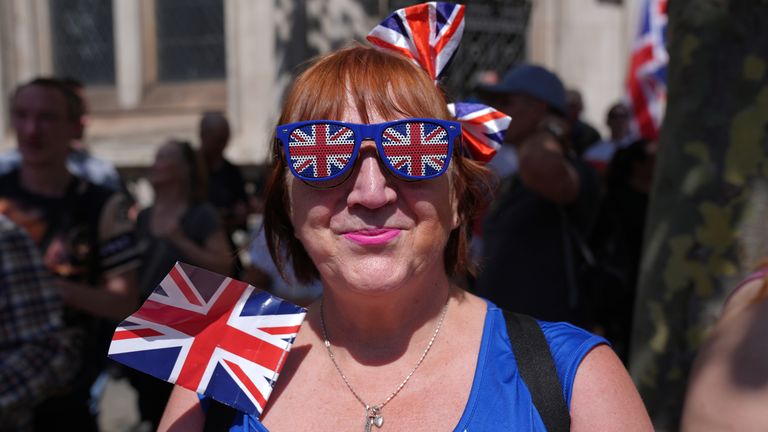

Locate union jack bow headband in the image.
[367,2,510,163]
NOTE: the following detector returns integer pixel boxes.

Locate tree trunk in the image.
[630,1,768,429]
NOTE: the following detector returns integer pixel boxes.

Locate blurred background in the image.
[0,0,638,202]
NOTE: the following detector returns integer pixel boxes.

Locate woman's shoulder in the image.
[484,303,607,362]
[484,303,608,401]
[537,320,607,362]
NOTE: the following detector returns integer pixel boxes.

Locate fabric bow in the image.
[367,2,510,163]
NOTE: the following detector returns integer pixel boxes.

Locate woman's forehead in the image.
[339,86,407,124]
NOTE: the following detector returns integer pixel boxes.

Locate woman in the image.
[158,46,651,431]
[131,139,233,429]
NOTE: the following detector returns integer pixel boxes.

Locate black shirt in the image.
[475,157,600,323]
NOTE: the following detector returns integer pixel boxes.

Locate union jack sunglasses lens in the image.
[380,121,451,179]
[285,123,356,180]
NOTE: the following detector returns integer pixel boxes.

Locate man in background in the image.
[475,64,600,323]
[583,102,634,174]
[0,77,123,192]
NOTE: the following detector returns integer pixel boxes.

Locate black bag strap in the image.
[203,399,238,432]
[503,310,570,432]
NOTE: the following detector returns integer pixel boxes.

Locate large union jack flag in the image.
[382,122,449,177]
[626,0,668,140]
[367,2,464,82]
[108,262,306,416]
[288,124,355,178]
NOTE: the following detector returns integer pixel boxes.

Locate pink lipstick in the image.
[343,229,401,246]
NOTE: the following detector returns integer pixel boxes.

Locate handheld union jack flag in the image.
[108,262,306,417]
[626,0,668,140]
[367,2,465,81]
[447,103,510,163]
[288,123,356,179]
[382,122,449,177]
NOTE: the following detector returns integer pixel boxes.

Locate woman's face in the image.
[148,143,187,188]
[287,102,460,295]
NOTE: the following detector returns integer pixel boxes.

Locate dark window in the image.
[156,0,226,82]
[50,0,116,85]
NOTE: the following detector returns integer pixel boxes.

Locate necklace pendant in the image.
[364,414,384,432]
[364,406,384,432]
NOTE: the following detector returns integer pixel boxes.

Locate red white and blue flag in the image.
[289,124,356,178]
[626,0,668,140]
[367,2,465,81]
[367,2,510,164]
[448,102,510,163]
[108,262,306,417]
[382,122,449,177]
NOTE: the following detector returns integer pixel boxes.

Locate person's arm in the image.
[158,385,206,432]
[165,225,233,276]
[570,345,653,431]
[57,269,139,321]
[57,192,141,320]
[517,121,580,204]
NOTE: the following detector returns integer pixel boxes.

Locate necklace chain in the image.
[319,298,449,415]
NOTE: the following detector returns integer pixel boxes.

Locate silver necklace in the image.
[319,298,449,432]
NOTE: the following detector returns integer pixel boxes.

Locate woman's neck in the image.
[316,274,455,363]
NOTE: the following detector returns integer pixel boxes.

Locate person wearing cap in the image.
[474,64,600,324]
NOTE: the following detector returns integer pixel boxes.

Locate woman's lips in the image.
[342,229,401,245]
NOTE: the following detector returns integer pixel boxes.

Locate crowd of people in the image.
[0,4,758,430]
[0,70,653,432]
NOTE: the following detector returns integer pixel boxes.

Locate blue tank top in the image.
[209,301,607,431]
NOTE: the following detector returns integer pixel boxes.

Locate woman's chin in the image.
[326,261,415,296]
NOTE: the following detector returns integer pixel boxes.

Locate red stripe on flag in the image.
[462,131,497,163]
[259,325,302,336]
[112,327,164,340]
[433,7,464,57]
[462,110,509,125]
[224,359,269,411]
[170,265,203,307]
[366,37,418,63]
[405,8,436,80]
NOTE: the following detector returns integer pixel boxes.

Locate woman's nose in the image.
[346,142,397,209]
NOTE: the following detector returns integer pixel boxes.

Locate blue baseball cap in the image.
[478,64,567,115]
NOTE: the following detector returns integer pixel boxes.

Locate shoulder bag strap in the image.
[503,310,570,432]
[203,399,238,432]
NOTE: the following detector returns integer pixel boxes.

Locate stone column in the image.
[11,0,42,82]
[114,0,143,108]
[0,1,8,142]
[225,0,276,165]
[526,0,560,70]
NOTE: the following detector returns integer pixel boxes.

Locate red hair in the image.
[263,44,495,284]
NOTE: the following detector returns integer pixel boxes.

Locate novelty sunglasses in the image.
[275,118,460,184]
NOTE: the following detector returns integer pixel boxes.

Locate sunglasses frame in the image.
[276,118,460,183]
